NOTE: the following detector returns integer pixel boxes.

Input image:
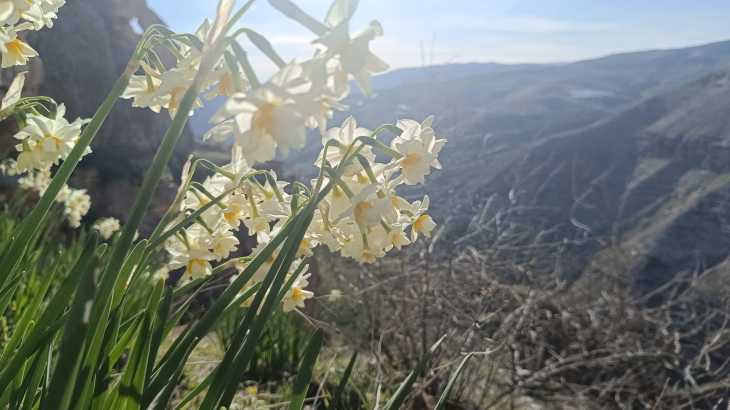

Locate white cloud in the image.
[447,15,616,34]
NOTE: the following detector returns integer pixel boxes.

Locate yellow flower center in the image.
[362,252,376,260]
[186,259,205,274]
[43,135,63,151]
[218,72,243,96]
[353,201,374,219]
[402,153,422,169]
[413,214,430,233]
[253,102,279,134]
[291,288,303,300]
[6,39,23,57]
[169,86,187,109]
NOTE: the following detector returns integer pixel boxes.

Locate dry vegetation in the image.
[321,176,730,409]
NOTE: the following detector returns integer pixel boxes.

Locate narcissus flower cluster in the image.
[92,217,121,240]
[147,0,446,314]
[12,103,91,173]
[0,0,64,67]
[12,169,92,228]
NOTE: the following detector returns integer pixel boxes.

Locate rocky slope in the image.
[0,0,196,230]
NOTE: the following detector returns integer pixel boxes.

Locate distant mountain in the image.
[348,62,552,94]
[284,40,730,180]
[275,40,730,291]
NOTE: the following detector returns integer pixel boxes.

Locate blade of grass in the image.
[146,286,172,386]
[42,252,101,410]
[0,233,99,388]
[151,337,198,410]
[331,351,358,410]
[434,353,473,410]
[288,328,325,410]
[382,335,447,410]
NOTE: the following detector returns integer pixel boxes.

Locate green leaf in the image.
[151,337,198,410]
[434,353,473,410]
[330,351,357,410]
[231,41,261,89]
[19,340,51,410]
[0,256,58,370]
[112,240,147,307]
[241,28,286,68]
[172,367,217,410]
[289,328,325,410]
[115,313,152,410]
[106,315,143,372]
[146,286,172,386]
[382,335,446,410]
[267,0,328,35]
[42,252,101,410]
[141,210,307,407]
[0,233,100,389]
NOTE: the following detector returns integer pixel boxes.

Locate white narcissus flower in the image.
[63,188,90,228]
[209,229,239,261]
[121,75,163,113]
[0,0,31,26]
[403,196,436,242]
[1,23,37,67]
[341,184,389,231]
[168,245,215,280]
[376,223,411,252]
[315,116,374,174]
[210,62,319,164]
[204,68,250,100]
[283,287,314,312]
[183,248,214,279]
[220,193,248,230]
[92,217,121,240]
[317,20,389,98]
[15,139,48,172]
[388,116,446,185]
[341,233,386,264]
[14,114,86,166]
[153,67,204,118]
[411,214,436,242]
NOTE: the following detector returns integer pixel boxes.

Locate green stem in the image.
[146,49,167,73]
[223,51,246,93]
[324,167,354,198]
[264,172,285,202]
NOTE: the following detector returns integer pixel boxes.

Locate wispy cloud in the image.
[475,16,616,33]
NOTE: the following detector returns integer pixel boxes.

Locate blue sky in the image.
[147,0,730,79]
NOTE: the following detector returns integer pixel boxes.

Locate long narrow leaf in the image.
[151,337,198,410]
[433,353,473,410]
[115,314,151,410]
[289,328,325,410]
[0,233,99,389]
[42,252,101,410]
[146,286,172,386]
[331,351,358,410]
[382,335,447,410]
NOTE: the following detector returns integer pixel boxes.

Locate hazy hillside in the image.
[278,40,730,290]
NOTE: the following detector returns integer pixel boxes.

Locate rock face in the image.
[0,0,195,231]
